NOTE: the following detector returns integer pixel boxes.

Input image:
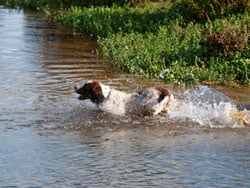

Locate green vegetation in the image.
[55,6,170,38]
[1,0,249,85]
[98,16,249,84]
[0,0,127,10]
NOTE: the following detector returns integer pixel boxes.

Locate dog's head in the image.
[74,81,110,104]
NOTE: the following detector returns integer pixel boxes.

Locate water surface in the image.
[0,7,249,187]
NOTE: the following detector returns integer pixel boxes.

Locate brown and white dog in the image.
[74,80,174,116]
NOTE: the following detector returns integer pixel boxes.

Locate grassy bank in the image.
[55,2,249,85]
[2,0,249,85]
[98,13,249,84]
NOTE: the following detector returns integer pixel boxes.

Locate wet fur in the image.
[74,81,174,116]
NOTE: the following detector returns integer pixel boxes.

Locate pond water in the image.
[0,7,249,187]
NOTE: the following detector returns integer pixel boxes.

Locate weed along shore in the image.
[2,0,249,85]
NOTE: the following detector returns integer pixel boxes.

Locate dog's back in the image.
[100,88,137,115]
[127,87,174,115]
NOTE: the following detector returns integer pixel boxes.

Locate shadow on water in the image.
[0,7,249,187]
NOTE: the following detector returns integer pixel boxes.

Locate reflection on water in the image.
[0,7,249,187]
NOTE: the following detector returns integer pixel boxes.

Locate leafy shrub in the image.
[169,0,250,23]
[204,27,248,57]
[201,14,249,57]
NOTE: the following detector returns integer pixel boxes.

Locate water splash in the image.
[168,85,245,128]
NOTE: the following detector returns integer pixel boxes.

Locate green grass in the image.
[55,5,170,38]
[54,3,249,85]
[98,23,204,81]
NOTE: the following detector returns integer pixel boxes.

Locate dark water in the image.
[0,7,249,187]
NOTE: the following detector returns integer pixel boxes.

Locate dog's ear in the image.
[92,84,105,103]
